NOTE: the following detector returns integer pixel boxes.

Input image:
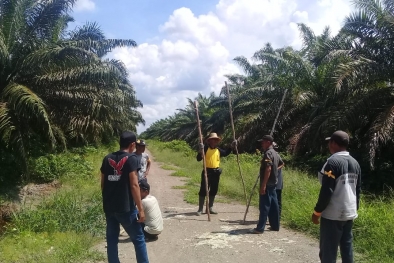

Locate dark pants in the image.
[198,169,221,197]
[105,210,149,263]
[256,185,280,232]
[320,217,354,263]
[276,189,282,218]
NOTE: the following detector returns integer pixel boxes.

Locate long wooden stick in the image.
[194,100,211,221]
[225,81,248,206]
[242,89,288,223]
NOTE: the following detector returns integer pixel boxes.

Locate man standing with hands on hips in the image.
[251,135,283,234]
[101,131,149,263]
[312,130,361,263]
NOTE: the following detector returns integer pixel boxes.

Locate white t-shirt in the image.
[138,153,150,181]
[142,195,163,235]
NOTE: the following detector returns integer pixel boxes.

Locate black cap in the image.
[325,130,349,146]
[139,180,150,192]
[258,135,274,142]
[119,131,137,148]
[136,139,148,146]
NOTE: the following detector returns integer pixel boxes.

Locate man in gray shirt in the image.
[251,135,283,234]
[135,140,151,182]
[312,130,361,263]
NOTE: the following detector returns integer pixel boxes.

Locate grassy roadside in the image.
[148,140,394,263]
[0,143,116,263]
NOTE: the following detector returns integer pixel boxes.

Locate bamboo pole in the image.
[194,100,211,221]
[225,81,248,206]
[242,89,288,224]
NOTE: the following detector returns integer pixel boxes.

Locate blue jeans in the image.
[105,210,149,263]
[256,185,280,232]
[320,217,353,263]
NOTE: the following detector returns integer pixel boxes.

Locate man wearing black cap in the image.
[100,131,149,263]
[312,130,361,263]
[251,135,283,234]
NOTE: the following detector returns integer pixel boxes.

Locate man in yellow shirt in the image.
[196,133,235,215]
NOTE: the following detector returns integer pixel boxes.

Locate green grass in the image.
[0,143,115,263]
[148,140,394,263]
[160,164,179,170]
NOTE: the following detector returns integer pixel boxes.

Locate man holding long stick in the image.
[196,133,235,215]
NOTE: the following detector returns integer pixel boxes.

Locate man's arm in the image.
[145,156,151,176]
[260,152,273,195]
[218,147,232,158]
[356,167,361,210]
[278,155,284,170]
[101,173,104,191]
[196,145,206,161]
[312,161,337,224]
[260,165,271,195]
[129,170,145,222]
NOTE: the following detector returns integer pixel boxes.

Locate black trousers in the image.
[320,218,354,263]
[198,169,221,197]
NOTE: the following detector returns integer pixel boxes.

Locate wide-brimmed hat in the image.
[206,133,221,142]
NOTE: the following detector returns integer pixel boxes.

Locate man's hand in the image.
[311,213,320,225]
[231,140,238,148]
[260,184,266,195]
[199,143,204,150]
[138,211,145,223]
[145,171,149,176]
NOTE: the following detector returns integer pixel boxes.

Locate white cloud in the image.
[74,0,96,12]
[111,0,354,133]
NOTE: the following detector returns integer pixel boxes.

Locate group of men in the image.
[100,129,360,263]
[197,131,361,263]
[100,132,163,263]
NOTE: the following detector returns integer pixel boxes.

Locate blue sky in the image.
[72,0,217,42]
[70,0,354,133]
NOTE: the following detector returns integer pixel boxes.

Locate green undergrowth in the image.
[0,143,116,263]
[148,140,394,263]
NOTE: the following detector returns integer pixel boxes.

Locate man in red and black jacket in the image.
[101,131,149,263]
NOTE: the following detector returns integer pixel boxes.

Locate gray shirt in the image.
[138,152,150,181]
[259,146,284,187]
[315,151,361,221]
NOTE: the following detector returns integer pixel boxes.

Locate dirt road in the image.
[94,151,323,263]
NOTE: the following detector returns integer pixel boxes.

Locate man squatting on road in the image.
[252,135,284,234]
[101,131,149,263]
[196,132,236,215]
[139,180,164,242]
[135,139,151,183]
[312,130,361,263]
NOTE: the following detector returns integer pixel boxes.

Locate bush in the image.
[29,153,93,182]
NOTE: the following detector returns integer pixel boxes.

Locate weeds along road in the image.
[93,150,331,263]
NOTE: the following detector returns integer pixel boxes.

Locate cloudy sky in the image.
[71,0,354,133]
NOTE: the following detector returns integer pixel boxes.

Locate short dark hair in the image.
[119,131,137,149]
[139,180,150,192]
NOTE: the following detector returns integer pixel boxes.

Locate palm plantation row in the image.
[0,0,143,182]
[142,0,394,191]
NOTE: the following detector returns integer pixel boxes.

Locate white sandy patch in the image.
[194,232,241,249]
[278,238,296,244]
